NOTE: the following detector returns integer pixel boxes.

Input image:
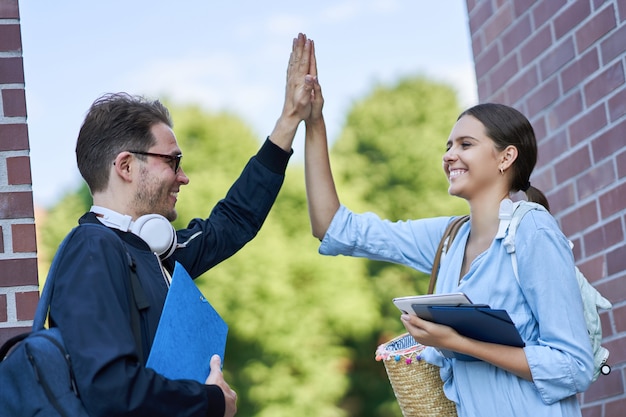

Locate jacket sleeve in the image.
[50,226,225,417]
[172,138,292,277]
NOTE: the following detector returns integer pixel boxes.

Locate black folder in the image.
[411,304,524,361]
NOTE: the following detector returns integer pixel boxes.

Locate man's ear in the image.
[500,145,519,171]
[113,152,134,183]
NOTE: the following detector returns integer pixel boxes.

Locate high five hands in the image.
[269,33,323,151]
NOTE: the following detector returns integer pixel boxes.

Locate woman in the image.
[302,45,594,416]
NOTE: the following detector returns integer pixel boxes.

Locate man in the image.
[47,33,316,417]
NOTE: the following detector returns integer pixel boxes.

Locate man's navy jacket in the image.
[48,139,291,417]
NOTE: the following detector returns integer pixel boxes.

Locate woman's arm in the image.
[401,314,533,380]
[304,40,340,239]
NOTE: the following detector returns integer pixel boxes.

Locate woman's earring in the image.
[499,167,504,176]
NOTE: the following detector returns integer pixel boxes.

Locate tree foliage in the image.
[37,76,469,417]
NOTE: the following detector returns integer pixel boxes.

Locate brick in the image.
[1,88,27,117]
[561,200,598,235]
[575,4,616,53]
[0,57,24,84]
[591,118,626,163]
[15,291,39,321]
[596,273,626,304]
[576,255,604,283]
[489,53,520,93]
[0,24,21,52]
[600,22,626,64]
[0,294,6,322]
[520,25,552,66]
[577,160,616,200]
[530,165,554,192]
[483,3,515,45]
[546,182,576,213]
[0,124,29,151]
[620,0,626,22]
[500,10,533,54]
[0,191,34,218]
[546,91,583,130]
[583,367,624,402]
[599,181,626,217]
[583,217,623,256]
[560,48,600,93]
[607,243,626,276]
[584,61,625,106]
[539,37,576,80]
[12,223,37,253]
[474,42,501,79]
[477,77,490,99]
[532,0,568,28]
[605,396,626,417]
[0,258,38,286]
[580,403,601,417]
[526,77,560,117]
[468,0,494,34]
[508,65,539,103]
[554,0,591,40]
[568,104,607,147]
[554,145,591,184]
[0,0,19,19]
[617,149,626,178]
[512,0,540,18]
[7,156,32,185]
[531,115,547,144]
[470,31,484,60]
[0,327,31,347]
[466,0,478,14]
[607,86,626,121]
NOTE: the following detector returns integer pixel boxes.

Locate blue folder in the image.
[412,304,524,361]
[146,262,228,383]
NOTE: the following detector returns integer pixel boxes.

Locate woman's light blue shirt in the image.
[319,204,593,417]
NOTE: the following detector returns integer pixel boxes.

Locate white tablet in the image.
[392,292,473,315]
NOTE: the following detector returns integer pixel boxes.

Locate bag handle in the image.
[427,215,469,295]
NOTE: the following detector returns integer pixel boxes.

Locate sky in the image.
[19,0,477,208]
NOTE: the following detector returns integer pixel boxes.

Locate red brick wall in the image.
[466,0,626,415]
[0,0,39,346]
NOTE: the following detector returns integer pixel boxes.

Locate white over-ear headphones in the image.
[90,205,177,259]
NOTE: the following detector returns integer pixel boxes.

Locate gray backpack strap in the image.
[497,200,612,380]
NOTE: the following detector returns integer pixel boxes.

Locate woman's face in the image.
[443,115,505,200]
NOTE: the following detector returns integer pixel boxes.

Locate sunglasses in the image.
[128,151,183,173]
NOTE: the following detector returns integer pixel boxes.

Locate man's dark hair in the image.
[75,92,172,193]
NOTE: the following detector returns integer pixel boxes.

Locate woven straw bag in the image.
[375,216,468,417]
[375,333,456,417]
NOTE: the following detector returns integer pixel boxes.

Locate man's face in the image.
[132,123,189,221]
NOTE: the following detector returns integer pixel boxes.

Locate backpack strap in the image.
[428,215,470,294]
[497,200,613,379]
[35,223,145,361]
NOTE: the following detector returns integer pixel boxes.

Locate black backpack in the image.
[0,223,144,417]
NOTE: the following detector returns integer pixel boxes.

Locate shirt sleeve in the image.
[514,211,594,403]
[319,204,452,274]
[50,227,225,417]
[172,138,290,277]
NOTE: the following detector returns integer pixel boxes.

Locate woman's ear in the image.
[113,152,134,182]
[500,145,519,171]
